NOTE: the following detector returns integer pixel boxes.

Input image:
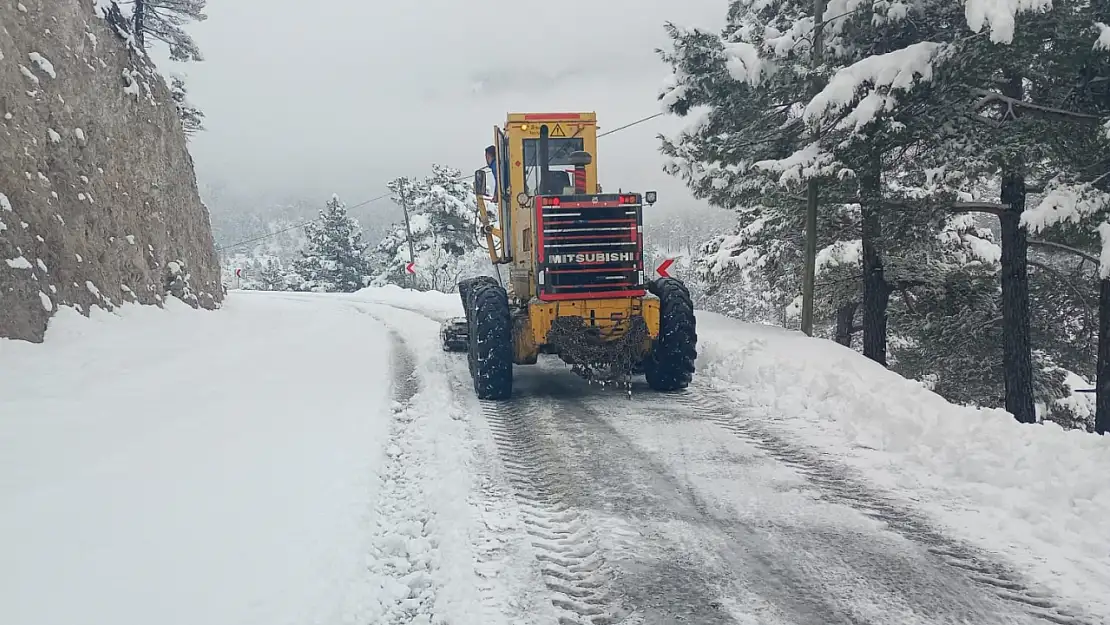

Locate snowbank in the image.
[694,312,1110,620]
[351,284,464,321]
[0,296,394,625]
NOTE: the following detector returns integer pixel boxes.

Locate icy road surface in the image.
[0,291,1102,625]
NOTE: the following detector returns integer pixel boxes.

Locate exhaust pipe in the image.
[539,124,550,195]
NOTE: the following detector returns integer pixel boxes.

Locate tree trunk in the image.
[835,302,857,347]
[860,150,891,365]
[999,173,1036,423]
[133,0,146,47]
[1098,278,1110,434]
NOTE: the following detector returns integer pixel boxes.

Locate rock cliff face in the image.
[0,0,222,342]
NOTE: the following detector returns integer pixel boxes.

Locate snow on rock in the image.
[38,292,52,311]
[0,193,11,211]
[5,256,34,270]
[0,296,395,625]
[18,65,40,85]
[122,69,141,98]
[696,313,1110,620]
[28,53,56,79]
[74,127,86,142]
[47,128,61,143]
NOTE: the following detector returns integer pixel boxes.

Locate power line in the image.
[217,111,666,253]
[598,112,664,138]
[217,190,394,252]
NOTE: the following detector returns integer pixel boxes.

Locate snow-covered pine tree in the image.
[127,0,207,61]
[373,166,494,292]
[258,259,288,292]
[168,75,205,135]
[293,195,372,293]
[657,0,980,355]
[660,0,1107,426]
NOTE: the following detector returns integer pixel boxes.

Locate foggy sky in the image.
[167,0,727,217]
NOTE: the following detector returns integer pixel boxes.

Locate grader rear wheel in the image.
[644,277,697,391]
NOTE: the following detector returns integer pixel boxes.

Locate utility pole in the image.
[397,178,417,288]
[801,0,827,337]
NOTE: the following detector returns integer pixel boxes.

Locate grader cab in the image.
[443,112,697,399]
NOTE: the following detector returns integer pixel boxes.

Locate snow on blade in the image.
[697,314,1110,621]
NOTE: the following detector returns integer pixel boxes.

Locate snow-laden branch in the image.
[1099,223,1110,279]
[1022,182,1110,233]
[753,142,838,185]
[964,0,1052,44]
[803,42,943,128]
[816,239,862,274]
[1094,22,1110,50]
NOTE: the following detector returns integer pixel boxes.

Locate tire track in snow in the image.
[675,387,1094,625]
[358,327,444,625]
[479,395,632,625]
[362,301,560,625]
[448,369,556,625]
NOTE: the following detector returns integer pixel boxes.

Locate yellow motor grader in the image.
[441,112,696,399]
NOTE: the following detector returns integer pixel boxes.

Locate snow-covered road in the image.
[2,290,1105,625]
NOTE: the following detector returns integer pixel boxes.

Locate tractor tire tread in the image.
[469,281,513,400]
[645,277,697,392]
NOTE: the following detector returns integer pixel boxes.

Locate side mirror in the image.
[645,190,658,206]
[568,151,593,167]
[474,168,488,198]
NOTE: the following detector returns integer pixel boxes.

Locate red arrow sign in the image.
[655,258,674,278]
[405,262,415,275]
[235,268,242,278]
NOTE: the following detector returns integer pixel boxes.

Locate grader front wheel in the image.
[468,281,513,400]
[645,277,698,391]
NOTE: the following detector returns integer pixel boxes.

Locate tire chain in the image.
[546,315,649,391]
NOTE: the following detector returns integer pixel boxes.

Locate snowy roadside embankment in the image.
[693,312,1110,621]
[351,284,464,321]
[0,296,394,625]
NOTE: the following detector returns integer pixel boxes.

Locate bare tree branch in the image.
[972,88,1105,124]
[1028,239,1100,266]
